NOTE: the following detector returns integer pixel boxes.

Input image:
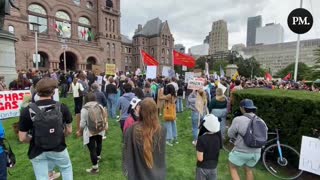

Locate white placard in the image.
[146,66,157,79]
[218,83,227,94]
[162,66,170,77]
[299,136,320,175]
[182,66,187,71]
[185,72,194,83]
[187,80,204,90]
[194,72,202,77]
[0,90,31,119]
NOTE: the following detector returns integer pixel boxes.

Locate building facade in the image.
[4,0,124,72]
[209,20,228,55]
[246,15,262,47]
[120,35,134,72]
[188,43,209,56]
[235,39,320,75]
[256,23,284,45]
[132,18,174,73]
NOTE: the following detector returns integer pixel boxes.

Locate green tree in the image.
[310,47,320,80]
[276,62,311,81]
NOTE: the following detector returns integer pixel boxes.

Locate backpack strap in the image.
[54,102,61,112]
[29,103,42,114]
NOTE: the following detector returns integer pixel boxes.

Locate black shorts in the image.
[74,97,83,114]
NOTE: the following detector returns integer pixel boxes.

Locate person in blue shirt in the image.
[0,121,7,179]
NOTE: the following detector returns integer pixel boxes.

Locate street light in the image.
[30,22,41,70]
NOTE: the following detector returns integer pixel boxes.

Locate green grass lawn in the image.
[2,95,277,180]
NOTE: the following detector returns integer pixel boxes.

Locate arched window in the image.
[162,48,165,54]
[112,43,115,57]
[78,17,92,41]
[125,57,128,63]
[106,43,110,56]
[28,4,48,33]
[55,11,71,38]
[8,26,14,34]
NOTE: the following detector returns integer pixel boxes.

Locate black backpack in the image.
[242,114,268,148]
[0,138,15,168]
[29,102,64,150]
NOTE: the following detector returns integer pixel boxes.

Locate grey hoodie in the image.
[118,92,136,121]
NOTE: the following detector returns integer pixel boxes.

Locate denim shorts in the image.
[228,150,260,168]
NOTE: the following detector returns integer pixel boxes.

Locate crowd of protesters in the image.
[0,67,317,180]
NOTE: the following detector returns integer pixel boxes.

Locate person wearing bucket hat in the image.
[196,114,221,180]
[123,98,141,134]
[228,99,267,180]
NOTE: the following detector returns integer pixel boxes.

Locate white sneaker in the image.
[192,140,197,146]
[49,171,61,180]
[102,136,107,140]
[166,141,173,146]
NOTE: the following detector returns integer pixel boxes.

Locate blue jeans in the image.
[165,121,177,141]
[107,93,117,118]
[176,97,183,113]
[30,149,73,180]
[0,152,6,180]
[191,111,200,141]
[211,108,227,139]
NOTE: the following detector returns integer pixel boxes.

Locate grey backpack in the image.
[83,103,107,135]
[242,114,268,148]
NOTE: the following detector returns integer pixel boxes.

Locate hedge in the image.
[232,88,320,150]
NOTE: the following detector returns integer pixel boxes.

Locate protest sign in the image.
[299,136,320,175]
[187,79,204,90]
[146,66,157,79]
[0,90,31,119]
[194,72,202,77]
[105,64,116,75]
[162,66,171,77]
[168,69,175,78]
[185,72,194,83]
[92,65,103,75]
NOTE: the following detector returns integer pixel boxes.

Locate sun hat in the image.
[130,98,141,109]
[202,114,220,133]
[240,99,257,109]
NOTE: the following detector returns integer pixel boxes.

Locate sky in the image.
[120,0,320,50]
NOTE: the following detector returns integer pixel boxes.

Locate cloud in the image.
[121,0,320,50]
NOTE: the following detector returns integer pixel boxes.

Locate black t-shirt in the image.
[19,99,72,159]
[196,133,221,169]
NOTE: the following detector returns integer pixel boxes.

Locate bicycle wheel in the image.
[262,144,303,180]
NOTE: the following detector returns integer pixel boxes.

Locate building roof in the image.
[121,34,132,44]
[134,17,165,37]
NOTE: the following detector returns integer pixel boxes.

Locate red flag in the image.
[173,50,195,68]
[141,50,159,66]
[265,72,272,81]
[283,73,291,81]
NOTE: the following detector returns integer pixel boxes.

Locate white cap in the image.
[130,98,141,109]
[203,114,220,133]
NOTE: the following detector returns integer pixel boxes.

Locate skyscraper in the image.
[246,15,262,47]
[209,20,228,55]
[256,23,284,45]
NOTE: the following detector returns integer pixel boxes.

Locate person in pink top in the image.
[123,98,141,134]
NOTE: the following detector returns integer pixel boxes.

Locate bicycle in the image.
[223,129,303,180]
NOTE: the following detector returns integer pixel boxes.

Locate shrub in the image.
[232,88,320,150]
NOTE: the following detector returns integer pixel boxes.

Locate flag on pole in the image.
[173,50,195,68]
[283,73,291,81]
[141,50,159,66]
[232,71,239,80]
[53,23,61,33]
[265,72,273,81]
[220,65,225,78]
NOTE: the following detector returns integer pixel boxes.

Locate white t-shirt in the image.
[71,82,84,98]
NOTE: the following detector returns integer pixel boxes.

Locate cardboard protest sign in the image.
[0,90,31,119]
[92,65,103,75]
[146,66,157,79]
[187,79,204,90]
[299,136,320,175]
[185,72,194,83]
[105,64,116,75]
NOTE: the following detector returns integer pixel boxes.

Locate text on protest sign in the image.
[105,64,116,75]
[299,136,320,175]
[0,90,31,119]
[187,80,204,90]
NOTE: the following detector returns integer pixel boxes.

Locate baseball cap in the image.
[240,99,257,109]
[130,98,141,109]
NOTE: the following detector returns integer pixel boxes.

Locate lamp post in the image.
[293,0,303,82]
[61,38,67,73]
[30,22,41,70]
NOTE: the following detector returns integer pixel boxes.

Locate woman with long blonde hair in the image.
[123,98,166,180]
